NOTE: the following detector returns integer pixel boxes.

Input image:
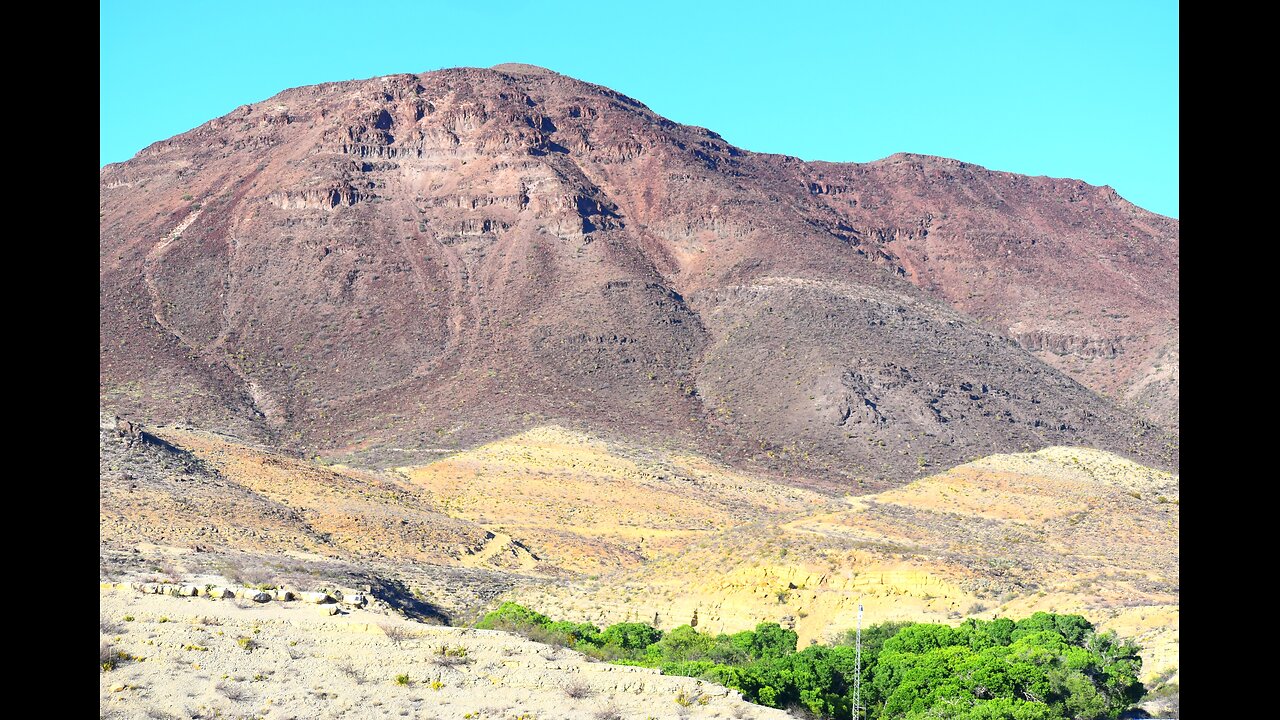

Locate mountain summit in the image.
[100,66,1177,486]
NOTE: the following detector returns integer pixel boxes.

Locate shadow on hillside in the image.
[356,574,452,625]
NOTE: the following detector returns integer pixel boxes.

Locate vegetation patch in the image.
[477,602,1146,719]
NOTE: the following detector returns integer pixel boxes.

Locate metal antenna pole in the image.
[853,603,863,720]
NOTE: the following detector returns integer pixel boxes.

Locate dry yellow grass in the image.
[104,426,531,569]
[103,421,1178,682]
[397,426,830,574]
[497,445,1179,681]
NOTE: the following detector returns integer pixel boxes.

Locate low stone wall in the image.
[100,580,367,608]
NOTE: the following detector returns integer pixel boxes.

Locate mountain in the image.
[100,64,1177,486]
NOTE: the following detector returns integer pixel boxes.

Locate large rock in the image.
[298,591,334,604]
[237,588,272,602]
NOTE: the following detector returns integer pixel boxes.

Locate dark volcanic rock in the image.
[99,65,1177,488]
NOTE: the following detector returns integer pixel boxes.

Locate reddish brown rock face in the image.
[795,155,1179,430]
[99,65,1177,488]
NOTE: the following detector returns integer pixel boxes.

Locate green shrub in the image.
[476,601,552,631]
[474,602,1143,720]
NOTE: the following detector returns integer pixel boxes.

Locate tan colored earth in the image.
[103,418,1178,687]
[100,587,788,719]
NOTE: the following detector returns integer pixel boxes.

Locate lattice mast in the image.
[853,603,864,720]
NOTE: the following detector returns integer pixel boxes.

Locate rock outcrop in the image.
[100,65,1178,486]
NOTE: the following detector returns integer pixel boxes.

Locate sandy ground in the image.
[100,587,791,720]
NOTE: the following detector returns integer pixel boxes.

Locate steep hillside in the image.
[100,64,1176,486]
[794,154,1179,428]
[101,414,522,567]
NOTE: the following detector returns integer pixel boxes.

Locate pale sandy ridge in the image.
[100,588,789,720]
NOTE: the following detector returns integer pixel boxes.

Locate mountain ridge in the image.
[100,65,1177,486]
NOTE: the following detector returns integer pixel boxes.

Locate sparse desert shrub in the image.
[215,682,248,701]
[564,678,593,699]
[100,641,118,671]
[236,637,257,652]
[966,602,988,615]
[380,623,411,646]
[394,673,411,686]
[674,688,705,707]
[336,662,364,683]
[592,705,623,720]
[218,559,274,587]
[432,644,472,667]
[123,615,135,622]
[101,617,123,634]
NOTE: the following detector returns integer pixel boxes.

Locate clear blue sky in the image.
[101,1,1178,218]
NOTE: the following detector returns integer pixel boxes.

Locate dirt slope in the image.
[101,417,1179,684]
[100,587,787,719]
[100,65,1177,487]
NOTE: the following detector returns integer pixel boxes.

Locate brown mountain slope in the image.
[100,65,1176,486]
[794,154,1179,429]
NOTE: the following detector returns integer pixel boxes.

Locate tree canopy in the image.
[473,604,1145,719]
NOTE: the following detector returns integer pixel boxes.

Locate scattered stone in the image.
[179,585,200,597]
[109,683,126,693]
[324,605,340,616]
[299,591,334,604]
[249,592,272,603]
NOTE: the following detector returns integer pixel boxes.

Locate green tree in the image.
[599,621,662,652]
[475,601,551,631]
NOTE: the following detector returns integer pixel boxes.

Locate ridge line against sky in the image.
[100,0,1178,218]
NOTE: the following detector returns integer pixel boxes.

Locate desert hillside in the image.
[100,586,787,719]
[101,415,1178,688]
[101,65,1177,488]
[494,446,1179,683]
